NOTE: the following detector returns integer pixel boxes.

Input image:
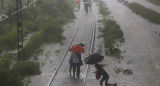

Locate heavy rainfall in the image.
[0,0,160,86]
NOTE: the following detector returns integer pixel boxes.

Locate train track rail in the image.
[83,20,96,86]
[47,18,96,86]
[47,17,80,86]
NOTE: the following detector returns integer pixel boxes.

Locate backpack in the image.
[95,70,101,79]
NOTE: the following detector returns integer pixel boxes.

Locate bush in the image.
[13,61,41,77]
[101,19,124,58]
[0,53,23,86]
[128,3,160,24]
[0,28,17,51]
[98,3,110,17]
[0,53,41,86]
[98,2,124,59]
[23,30,43,59]
[147,0,160,6]
[0,27,29,52]
[0,0,75,53]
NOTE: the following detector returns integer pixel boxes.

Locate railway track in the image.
[83,20,96,86]
[47,14,97,86]
[47,16,80,86]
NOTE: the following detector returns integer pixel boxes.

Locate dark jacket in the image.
[95,64,109,77]
[77,53,83,66]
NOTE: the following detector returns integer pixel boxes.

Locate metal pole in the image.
[16,0,23,61]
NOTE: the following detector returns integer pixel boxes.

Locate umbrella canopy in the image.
[84,53,104,64]
[70,45,85,53]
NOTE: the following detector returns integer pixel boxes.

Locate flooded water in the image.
[102,0,160,86]
[26,0,160,86]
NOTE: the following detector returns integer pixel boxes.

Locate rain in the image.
[0,0,160,86]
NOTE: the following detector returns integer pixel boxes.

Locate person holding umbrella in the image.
[69,43,85,78]
[84,53,117,86]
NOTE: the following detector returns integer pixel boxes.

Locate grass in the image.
[23,22,65,60]
[113,66,133,75]
[97,0,133,76]
[0,0,74,58]
[127,3,160,24]
[98,2,110,17]
[0,26,29,52]
[100,19,124,59]
[0,0,75,85]
[55,50,61,56]
[147,0,160,6]
[0,53,41,86]
[123,69,133,75]
[98,2,124,59]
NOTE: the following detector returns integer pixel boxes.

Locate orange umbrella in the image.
[70,45,85,53]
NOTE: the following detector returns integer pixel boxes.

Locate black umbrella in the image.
[84,53,104,64]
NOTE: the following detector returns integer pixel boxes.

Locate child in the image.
[95,64,109,86]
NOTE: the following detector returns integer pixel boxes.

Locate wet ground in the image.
[102,0,160,86]
[126,0,160,13]
[27,2,99,86]
[27,0,160,86]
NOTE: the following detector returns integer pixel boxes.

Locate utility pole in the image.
[16,0,23,61]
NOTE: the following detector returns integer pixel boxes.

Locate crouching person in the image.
[95,64,109,86]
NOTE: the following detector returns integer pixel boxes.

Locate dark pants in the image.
[100,76,109,86]
[73,63,80,77]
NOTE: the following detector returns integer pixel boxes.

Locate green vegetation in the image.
[127,3,160,24]
[97,0,133,76]
[0,0,75,86]
[0,53,41,86]
[113,66,133,75]
[13,61,41,77]
[98,2,124,59]
[23,22,65,59]
[113,67,123,73]
[0,0,75,57]
[123,69,133,75]
[0,26,29,52]
[98,3,110,17]
[147,0,160,6]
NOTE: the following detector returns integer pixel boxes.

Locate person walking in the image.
[69,43,85,78]
[76,0,81,10]
[72,52,80,78]
[83,0,90,14]
[88,0,92,10]
[95,64,109,86]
